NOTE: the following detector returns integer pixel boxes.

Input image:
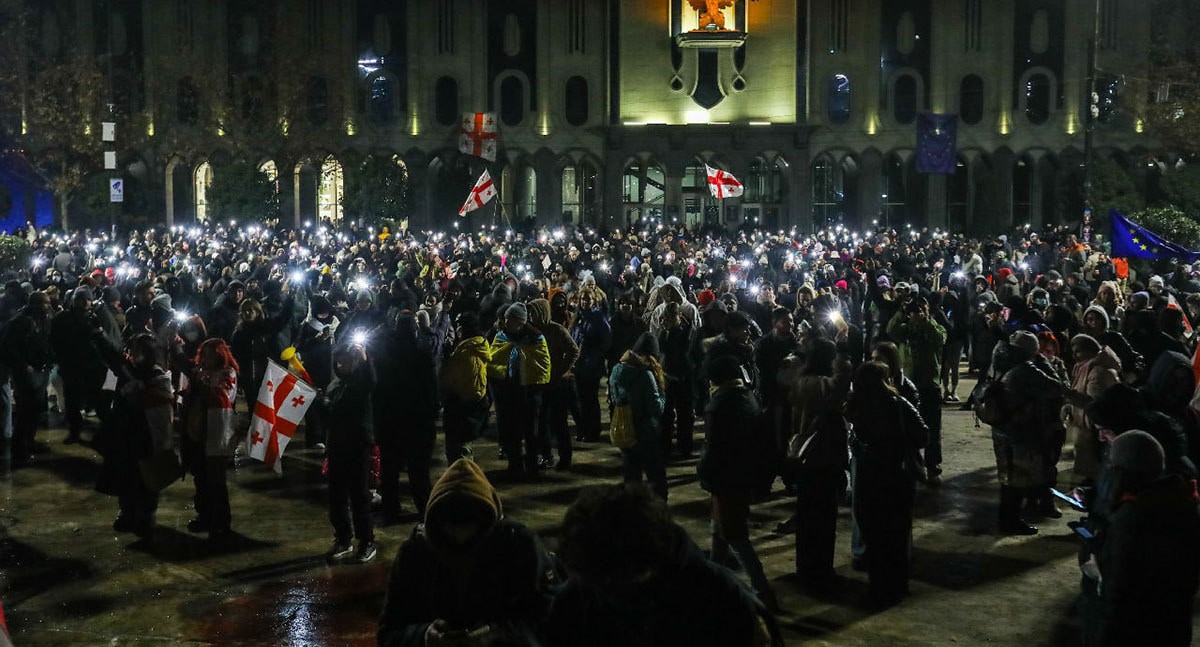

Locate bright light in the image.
[685,109,710,124]
[290,271,306,284]
[353,277,370,292]
[351,331,368,346]
[174,311,189,322]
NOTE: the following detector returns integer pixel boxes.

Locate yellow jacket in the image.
[440,335,490,403]
[488,329,552,386]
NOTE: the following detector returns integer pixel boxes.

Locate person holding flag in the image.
[181,339,239,539]
[459,170,498,217]
[321,340,379,564]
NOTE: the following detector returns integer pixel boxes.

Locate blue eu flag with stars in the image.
[1109,210,1200,262]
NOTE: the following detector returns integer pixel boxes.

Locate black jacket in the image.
[1081,475,1200,647]
[544,527,779,647]
[699,384,770,496]
[324,362,377,453]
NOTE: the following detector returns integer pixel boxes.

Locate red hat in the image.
[697,289,716,307]
[997,267,1013,280]
[835,280,848,292]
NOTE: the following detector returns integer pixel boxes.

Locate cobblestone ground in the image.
[1,373,1196,645]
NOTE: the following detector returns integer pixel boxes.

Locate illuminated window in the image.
[194,161,213,222]
[318,156,344,223]
[562,165,579,223]
[259,160,279,195]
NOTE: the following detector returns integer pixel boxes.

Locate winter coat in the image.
[608,311,647,368]
[780,356,851,445]
[997,358,1068,448]
[1081,475,1200,647]
[206,294,240,342]
[0,307,52,374]
[570,307,611,377]
[543,525,776,647]
[657,322,694,385]
[323,362,377,454]
[488,328,552,387]
[95,363,175,497]
[609,353,666,442]
[50,307,105,376]
[886,311,947,389]
[698,383,770,496]
[440,335,490,404]
[529,299,580,382]
[704,335,760,393]
[848,392,929,477]
[1086,385,1196,478]
[754,332,798,407]
[378,460,557,647]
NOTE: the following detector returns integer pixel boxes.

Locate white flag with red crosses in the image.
[247,360,316,474]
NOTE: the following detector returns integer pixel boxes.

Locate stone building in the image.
[6,0,1169,233]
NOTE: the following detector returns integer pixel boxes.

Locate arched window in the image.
[434,76,458,127]
[565,76,588,126]
[561,164,579,223]
[194,161,213,222]
[893,74,919,125]
[827,74,851,125]
[959,75,984,125]
[307,76,329,126]
[177,77,199,125]
[367,74,396,125]
[499,75,526,126]
[318,156,344,223]
[1024,73,1051,124]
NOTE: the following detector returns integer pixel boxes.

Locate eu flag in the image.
[1109,210,1200,262]
[916,113,957,174]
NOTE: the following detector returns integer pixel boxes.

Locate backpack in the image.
[973,379,1010,427]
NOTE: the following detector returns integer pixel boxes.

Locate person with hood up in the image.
[1086,382,1196,480]
[440,313,491,463]
[704,311,760,394]
[646,277,702,334]
[377,459,558,647]
[529,298,580,470]
[609,332,668,499]
[1064,335,1122,483]
[205,280,245,343]
[658,302,697,459]
[488,302,552,477]
[1081,305,1142,382]
[546,484,781,647]
[1078,431,1200,647]
[1140,351,1200,471]
[699,355,777,611]
[180,338,239,539]
[569,286,611,444]
[295,295,340,449]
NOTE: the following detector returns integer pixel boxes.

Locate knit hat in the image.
[1009,330,1039,355]
[697,289,716,307]
[504,301,529,324]
[632,332,660,358]
[72,286,94,302]
[1069,334,1102,355]
[424,459,502,550]
[835,279,849,291]
[1109,430,1165,478]
[876,275,892,290]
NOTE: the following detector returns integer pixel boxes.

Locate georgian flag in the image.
[458,112,498,161]
[458,170,497,216]
[247,360,316,474]
[705,164,744,199]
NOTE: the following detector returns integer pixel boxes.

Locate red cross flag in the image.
[459,170,497,216]
[705,164,744,199]
[458,112,498,161]
[247,360,316,474]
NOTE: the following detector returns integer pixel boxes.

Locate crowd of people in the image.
[1,217,1199,644]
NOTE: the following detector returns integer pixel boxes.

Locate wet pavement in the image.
[1,374,1195,645]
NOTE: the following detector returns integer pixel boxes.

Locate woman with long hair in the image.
[846,361,929,608]
[181,338,239,538]
[609,332,667,498]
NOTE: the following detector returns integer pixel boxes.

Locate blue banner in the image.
[1110,210,1200,262]
[915,113,958,175]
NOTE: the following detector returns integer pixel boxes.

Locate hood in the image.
[527,298,552,327]
[1086,384,1149,432]
[662,281,686,303]
[1147,351,1192,393]
[1084,305,1110,331]
[1093,346,1122,372]
[455,335,490,359]
[424,458,502,550]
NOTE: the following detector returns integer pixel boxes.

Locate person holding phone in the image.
[886,297,947,484]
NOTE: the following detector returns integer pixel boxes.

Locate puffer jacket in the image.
[528,299,580,382]
[488,327,552,387]
[441,335,491,403]
[609,352,666,442]
[699,382,769,496]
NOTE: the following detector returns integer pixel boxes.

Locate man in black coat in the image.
[1080,431,1200,646]
[206,281,245,342]
[50,288,106,444]
[377,459,557,647]
[323,343,378,564]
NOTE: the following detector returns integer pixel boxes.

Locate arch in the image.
[564,76,589,127]
[366,71,398,126]
[1018,67,1056,125]
[496,72,529,126]
[194,161,213,222]
[827,74,851,125]
[318,156,344,223]
[959,74,984,125]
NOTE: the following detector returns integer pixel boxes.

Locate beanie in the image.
[632,332,660,358]
[1069,334,1102,355]
[1084,305,1111,330]
[505,301,529,324]
[1109,430,1165,478]
[1009,330,1039,356]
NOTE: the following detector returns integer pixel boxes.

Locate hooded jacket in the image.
[488,327,552,387]
[441,335,491,404]
[1086,384,1195,478]
[528,299,580,382]
[609,352,666,442]
[378,459,557,647]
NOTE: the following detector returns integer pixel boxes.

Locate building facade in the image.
[9,0,1167,233]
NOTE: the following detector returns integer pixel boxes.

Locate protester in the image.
[609,332,667,499]
[181,338,238,538]
[322,342,378,564]
[488,302,551,477]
